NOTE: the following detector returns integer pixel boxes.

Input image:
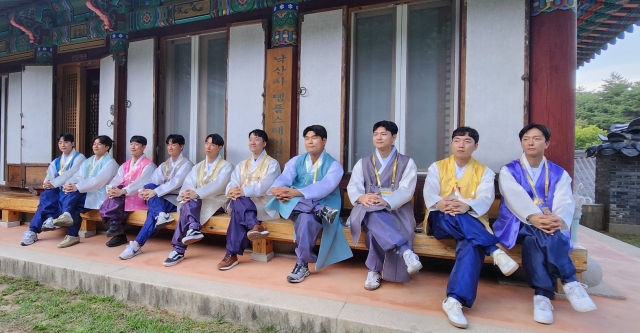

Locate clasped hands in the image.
[527,213,563,235]
[357,193,389,208]
[43,180,55,190]
[271,187,303,203]
[227,186,245,201]
[139,189,157,201]
[179,189,200,202]
[107,187,128,199]
[437,198,470,216]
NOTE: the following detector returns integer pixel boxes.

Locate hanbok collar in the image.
[305,150,325,173]
[206,155,221,175]
[61,149,77,164]
[170,153,184,168]
[249,150,267,170]
[375,146,397,173]
[520,153,547,184]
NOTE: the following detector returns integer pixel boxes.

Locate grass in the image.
[0,275,285,333]
[606,233,640,248]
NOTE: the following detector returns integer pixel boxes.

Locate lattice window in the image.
[60,72,78,137]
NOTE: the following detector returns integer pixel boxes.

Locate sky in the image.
[576,28,640,91]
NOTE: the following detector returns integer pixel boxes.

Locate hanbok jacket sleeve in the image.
[424,162,443,211]
[195,163,233,199]
[551,171,575,230]
[298,161,344,200]
[76,160,119,194]
[242,159,282,198]
[268,156,299,194]
[383,158,417,210]
[347,159,365,205]
[50,154,87,188]
[459,167,495,217]
[154,161,193,198]
[498,166,541,224]
[123,164,156,194]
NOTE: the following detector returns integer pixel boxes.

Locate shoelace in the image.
[446,299,463,314]
[169,250,179,259]
[366,272,380,283]
[493,252,509,266]
[223,254,232,262]
[566,283,589,299]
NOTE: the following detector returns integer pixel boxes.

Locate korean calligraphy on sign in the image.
[265,47,295,168]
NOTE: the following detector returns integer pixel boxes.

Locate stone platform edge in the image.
[0,244,522,333]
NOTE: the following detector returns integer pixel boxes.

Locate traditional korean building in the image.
[0,0,638,190]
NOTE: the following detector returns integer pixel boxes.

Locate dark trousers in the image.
[518,223,577,299]
[29,188,61,233]
[59,191,87,237]
[363,210,409,272]
[430,211,500,308]
[171,200,202,254]
[226,197,260,256]
[135,183,177,246]
[290,198,324,265]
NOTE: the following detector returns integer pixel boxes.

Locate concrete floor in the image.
[0,224,636,332]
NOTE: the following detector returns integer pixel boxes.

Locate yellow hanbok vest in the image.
[431,155,491,231]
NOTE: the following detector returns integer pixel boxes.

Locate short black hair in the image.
[303,125,327,139]
[519,123,551,142]
[249,129,268,143]
[57,133,74,142]
[130,135,147,146]
[451,126,479,143]
[373,120,398,135]
[206,133,225,146]
[92,135,113,152]
[166,134,185,146]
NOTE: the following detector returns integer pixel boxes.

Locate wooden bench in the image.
[0,192,588,284]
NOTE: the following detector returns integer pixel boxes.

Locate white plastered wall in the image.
[298,9,344,162]
[6,72,21,165]
[464,0,526,171]
[226,23,266,165]
[0,76,7,184]
[126,39,156,159]
[99,55,116,139]
[21,66,53,163]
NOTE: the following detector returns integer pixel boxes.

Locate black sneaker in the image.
[163,250,184,267]
[106,224,125,237]
[319,205,338,224]
[286,263,310,283]
[106,234,128,247]
[182,229,204,245]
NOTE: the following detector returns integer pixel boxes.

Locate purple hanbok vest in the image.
[494,158,566,249]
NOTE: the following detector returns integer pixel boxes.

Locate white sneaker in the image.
[402,249,423,275]
[41,217,60,231]
[155,212,174,229]
[364,271,381,291]
[491,249,518,276]
[533,295,554,324]
[442,297,468,329]
[21,230,38,246]
[119,241,142,260]
[563,281,597,312]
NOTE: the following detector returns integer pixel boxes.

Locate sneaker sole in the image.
[163,257,184,267]
[533,316,554,325]
[287,271,311,283]
[218,260,239,271]
[407,263,423,275]
[106,237,128,248]
[182,235,204,246]
[155,219,174,229]
[41,226,60,232]
[364,283,381,291]
[247,231,269,241]
[119,250,142,260]
[53,221,73,227]
[442,308,468,329]
[501,264,519,277]
[20,240,36,246]
[106,230,124,237]
[57,240,80,248]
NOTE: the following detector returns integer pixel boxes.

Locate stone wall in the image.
[595,154,640,234]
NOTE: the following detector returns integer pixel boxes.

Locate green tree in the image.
[576,72,640,130]
[575,125,607,149]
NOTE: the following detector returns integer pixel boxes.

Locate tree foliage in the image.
[575,125,606,149]
[576,72,640,131]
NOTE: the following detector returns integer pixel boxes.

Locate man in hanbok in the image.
[494,123,596,325]
[119,134,193,260]
[266,125,352,283]
[218,129,281,270]
[347,120,421,291]
[424,127,518,329]
[99,135,156,247]
[21,133,86,246]
[51,135,119,248]
[163,134,233,267]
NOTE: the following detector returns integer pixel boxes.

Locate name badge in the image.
[380,187,393,196]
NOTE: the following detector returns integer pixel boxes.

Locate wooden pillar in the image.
[113,53,128,163]
[529,6,577,176]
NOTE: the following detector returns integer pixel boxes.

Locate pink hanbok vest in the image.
[121,156,154,211]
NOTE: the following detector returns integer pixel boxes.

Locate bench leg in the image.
[0,210,21,228]
[251,239,275,262]
[79,219,96,238]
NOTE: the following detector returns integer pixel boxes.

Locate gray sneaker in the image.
[21,230,38,246]
[319,205,338,223]
[53,213,74,227]
[119,241,142,260]
[41,217,60,231]
[287,263,310,283]
[163,250,184,267]
[182,229,204,245]
[155,212,174,229]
